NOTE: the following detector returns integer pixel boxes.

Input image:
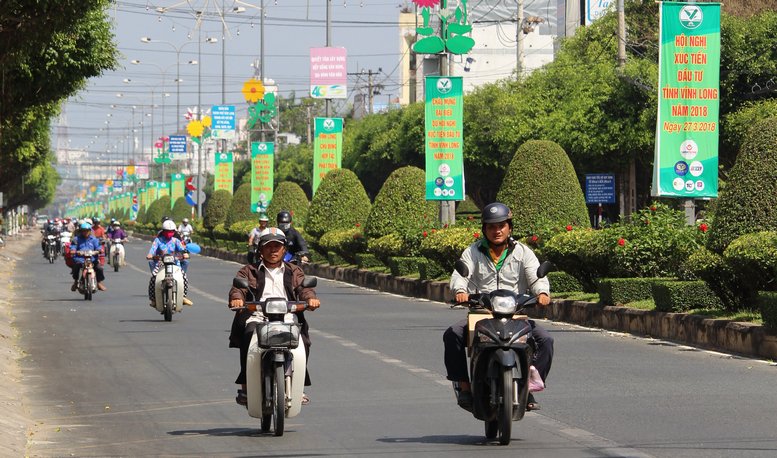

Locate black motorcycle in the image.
[453,260,552,445]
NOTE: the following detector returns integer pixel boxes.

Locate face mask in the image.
[162,230,175,239]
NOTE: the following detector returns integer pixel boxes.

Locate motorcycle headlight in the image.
[477,332,496,344]
[162,255,176,264]
[263,298,288,315]
[491,295,518,315]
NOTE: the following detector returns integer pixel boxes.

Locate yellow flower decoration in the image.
[201,115,212,127]
[187,120,204,137]
[242,78,265,103]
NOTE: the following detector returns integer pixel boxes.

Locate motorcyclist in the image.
[146,220,193,306]
[228,227,320,406]
[69,222,107,292]
[108,221,128,266]
[178,218,194,242]
[41,219,61,255]
[276,210,310,263]
[246,213,270,264]
[444,202,552,411]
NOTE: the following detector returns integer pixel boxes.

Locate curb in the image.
[134,232,777,361]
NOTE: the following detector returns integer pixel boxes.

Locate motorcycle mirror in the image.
[232,277,250,290]
[536,261,555,279]
[454,260,470,278]
[301,277,317,288]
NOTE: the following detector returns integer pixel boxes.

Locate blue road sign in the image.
[585,173,616,204]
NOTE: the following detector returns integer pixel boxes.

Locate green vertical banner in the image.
[251,142,275,213]
[158,182,170,199]
[147,181,158,203]
[312,117,343,194]
[424,76,465,200]
[215,152,234,194]
[171,173,186,209]
[138,186,147,211]
[652,2,720,198]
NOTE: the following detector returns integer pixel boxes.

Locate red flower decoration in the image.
[699,223,709,233]
[565,225,573,231]
[443,224,449,229]
[618,238,626,246]
[530,235,539,243]
[355,222,360,227]
[431,229,437,233]
[473,232,480,239]
[422,231,428,237]
[650,205,657,212]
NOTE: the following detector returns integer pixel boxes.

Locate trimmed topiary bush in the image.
[355,253,385,269]
[135,205,147,224]
[364,166,438,240]
[171,197,191,223]
[267,181,310,227]
[757,291,777,333]
[652,280,723,312]
[225,182,254,228]
[306,169,371,239]
[598,277,674,306]
[543,228,613,292]
[419,227,482,273]
[228,220,257,242]
[204,189,233,231]
[683,247,746,311]
[547,271,584,293]
[496,140,590,239]
[145,195,172,229]
[387,256,425,277]
[318,228,366,264]
[707,117,777,253]
[368,233,406,265]
[722,231,777,293]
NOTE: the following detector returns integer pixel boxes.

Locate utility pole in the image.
[367,69,374,114]
[616,0,636,220]
[439,22,455,227]
[325,0,332,117]
[516,0,524,76]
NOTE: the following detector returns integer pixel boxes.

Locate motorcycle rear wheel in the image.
[114,255,120,272]
[498,367,513,445]
[273,363,285,436]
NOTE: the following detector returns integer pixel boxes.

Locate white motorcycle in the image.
[152,254,185,321]
[110,239,126,272]
[232,276,316,436]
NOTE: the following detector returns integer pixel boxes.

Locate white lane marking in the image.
[125,261,226,305]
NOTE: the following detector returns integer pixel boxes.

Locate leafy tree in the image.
[275,143,314,197]
[267,181,310,227]
[306,169,371,239]
[497,140,590,238]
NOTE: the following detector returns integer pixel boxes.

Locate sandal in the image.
[526,393,541,411]
[236,389,247,406]
[301,393,310,405]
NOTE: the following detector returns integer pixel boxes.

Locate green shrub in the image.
[145,196,171,229]
[496,140,590,239]
[419,259,446,280]
[171,197,191,223]
[419,227,481,273]
[318,228,366,264]
[547,271,584,293]
[225,182,254,228]
[228,220,257,243]
[306,169,371,238]
[326,251,349,266]
[212,223,229,242]
[364,166,438,240]
[355,253,385,269]
[267,181,310,226]
[135,205,147,224]
[543,228,614,292]
[367,233,406,265]
[707,117,777,253]
[722,231,777,293]
[387,256,425,277]
[652,280,723,312]
[757,291,777,333]
[456,198,480,217]
[684,247,750,311]
[204,189,233,231]
[598,277,674,306]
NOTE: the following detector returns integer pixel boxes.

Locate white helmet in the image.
[258,227,286,246]
[162,220,176,231]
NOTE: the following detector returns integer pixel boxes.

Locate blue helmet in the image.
[79,222,92,231]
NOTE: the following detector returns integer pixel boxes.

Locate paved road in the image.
[16,239,777,457]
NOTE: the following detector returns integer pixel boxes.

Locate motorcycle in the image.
[180,230,192,245]
[110,239,127,272]
[45,235,58,263]
[231,275,317,436]
[76,250,101,301]
[452,260,552,445]
[152,254,186,321]
[59,231,72,254]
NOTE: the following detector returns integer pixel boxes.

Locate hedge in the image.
[651,280,723,312]
[757,291,777,333]
[367,233,406,265]
[171,197,191,223]
[496,140,590,239]
[598,277,674,306]
[306,169,371,239]
[225,182,255,228]
[683,247,750,311]
[145,196,172,229]
[204,189,233,230]
[547,271,583,293]
[267,181,310,226]
[419,227,480,273]
[543,229,613,292]
[355,253,385,269]
[387,256,425,277]
[722,231,777,293]
[707,117,777,253]
[419,259,446,280]
[318,228,366,264]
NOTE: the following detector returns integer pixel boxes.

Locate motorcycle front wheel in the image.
[114,254,120,272]
[498,366,513,445]
[163,286,173,321]
[273,362,285,436]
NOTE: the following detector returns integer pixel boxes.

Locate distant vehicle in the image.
[36,215,48,229]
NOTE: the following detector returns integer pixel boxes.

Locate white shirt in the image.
[259,261,287,300]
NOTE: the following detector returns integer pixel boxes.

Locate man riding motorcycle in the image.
[228,227,320,406]
[69,222,107,292]
[444,202,552,411]
[246,213,270,264]
[276,211,310,263]
[108,221,128,266]
[146,220,193,306]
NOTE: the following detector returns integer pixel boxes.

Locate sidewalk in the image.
[0,230,38,456]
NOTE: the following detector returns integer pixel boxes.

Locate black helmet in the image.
[481,202,513,225]
[277,211,292,224]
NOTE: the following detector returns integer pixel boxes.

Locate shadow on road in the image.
[377,435,515,446]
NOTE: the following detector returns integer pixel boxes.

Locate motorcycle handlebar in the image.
[231,300,309,313]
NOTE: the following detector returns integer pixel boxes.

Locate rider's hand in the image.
[537,293,551,307]
[229,298,244,309]
[183,253,189,259]
[146,254,153,260]
[455,291,469,303]
[307,298,321,311]
[301,255,310,263]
